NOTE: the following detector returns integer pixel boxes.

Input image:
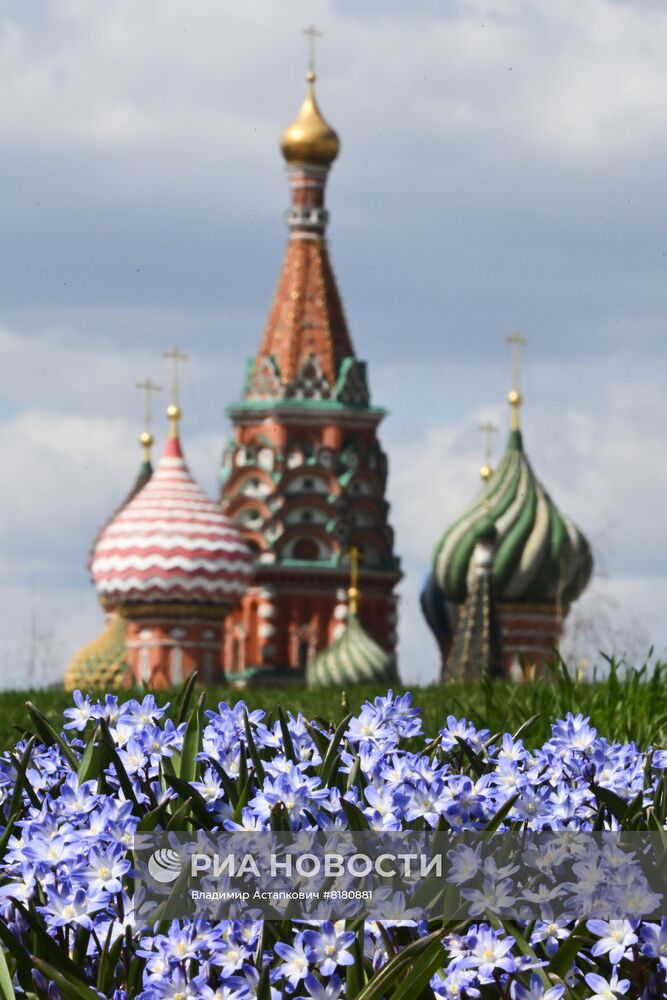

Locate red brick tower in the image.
[220,63,401,684]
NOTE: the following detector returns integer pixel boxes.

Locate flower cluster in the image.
[0,689,666,998]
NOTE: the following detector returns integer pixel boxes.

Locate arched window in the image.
[297,638,310,671]
[293,538,320,561]
[171,647,182,685]
[139,648,151,685]
[230,637,244,672]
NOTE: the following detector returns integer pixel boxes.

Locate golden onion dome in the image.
[280,71,340,166]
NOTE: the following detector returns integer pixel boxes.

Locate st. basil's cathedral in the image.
[65,56,593,692]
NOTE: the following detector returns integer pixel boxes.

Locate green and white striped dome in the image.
[307,614,397,688]
[432,429,593,606]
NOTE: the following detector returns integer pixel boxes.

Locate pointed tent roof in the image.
[446,533,506,682]
[251,238,357,393]
[240,70,371,410]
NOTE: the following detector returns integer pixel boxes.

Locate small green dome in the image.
[307,614,397,688]
[432,430,593,606]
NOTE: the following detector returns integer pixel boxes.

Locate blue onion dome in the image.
[432,429,593,606]
[419,570,456,643]
[307,614,397,688]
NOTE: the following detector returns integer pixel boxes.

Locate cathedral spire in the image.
[240,43,366,406]
[222,47,401,685]
[163,346,187,444]
[506,331,526,433]
[136,377,161,469]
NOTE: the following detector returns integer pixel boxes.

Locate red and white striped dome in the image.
[91,433,252,607]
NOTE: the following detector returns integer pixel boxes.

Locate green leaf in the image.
[71,925,91,971]
[14,903,88,985]
[137,797,172,832]
[30,956,102,1000]
[243,709,266,782]
[454,736,486,777]
[512,713,541,742]
[0,911,33,993]
[174,670,200,725]
[24,702,78,771]
[98,719,140,809]
[9,737,40,813]
[96,924,125,996]
[500,920,549,987]
[483,792,519,832]
[278,706,298,764]
[163,772,214,828]
[305,720,331,757]
[76,725,101,784]
[389,935,447,1000]
[268,802,291,833]
[346,756,362,794]
[548,921,588,978]
[591,782,632,822]
[209,757,243,807]
[231,777,252,825]
[340,796,370,831]
[354,928,445,1000]
[345,923,367,997]
[0,946,16,1000]
[255,966,272,1000]
[0,812,19,860]
[319,713,353,787]
[166,795,193,830]
[178,692,205,783]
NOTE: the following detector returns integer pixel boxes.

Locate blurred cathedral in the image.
[65,37,593,691]
[421,334,593,682]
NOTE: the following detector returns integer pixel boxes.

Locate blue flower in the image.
[298,972,344,999]
[274,936,312,987]
[302,921,356,976]
[63,690,95,731]
[510,973,564,1000]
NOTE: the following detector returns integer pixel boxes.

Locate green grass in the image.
[2,658,667,751]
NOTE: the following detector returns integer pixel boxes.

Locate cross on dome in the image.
[478,421,498,483]
[348,544,361,615]
[506,331,527,430]
[163,346,188,438]
[136,378,161,460]
[303,24,322,78]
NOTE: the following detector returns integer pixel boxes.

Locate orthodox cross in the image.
[135,378,161,433]
[348,545,361,616]
[163,347,188,407]
[303,24,322,75]
[506,331,527,430]
[478,421,498,482]
[506,331,527,394]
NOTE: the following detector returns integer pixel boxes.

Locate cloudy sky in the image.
[1,0,665,687]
